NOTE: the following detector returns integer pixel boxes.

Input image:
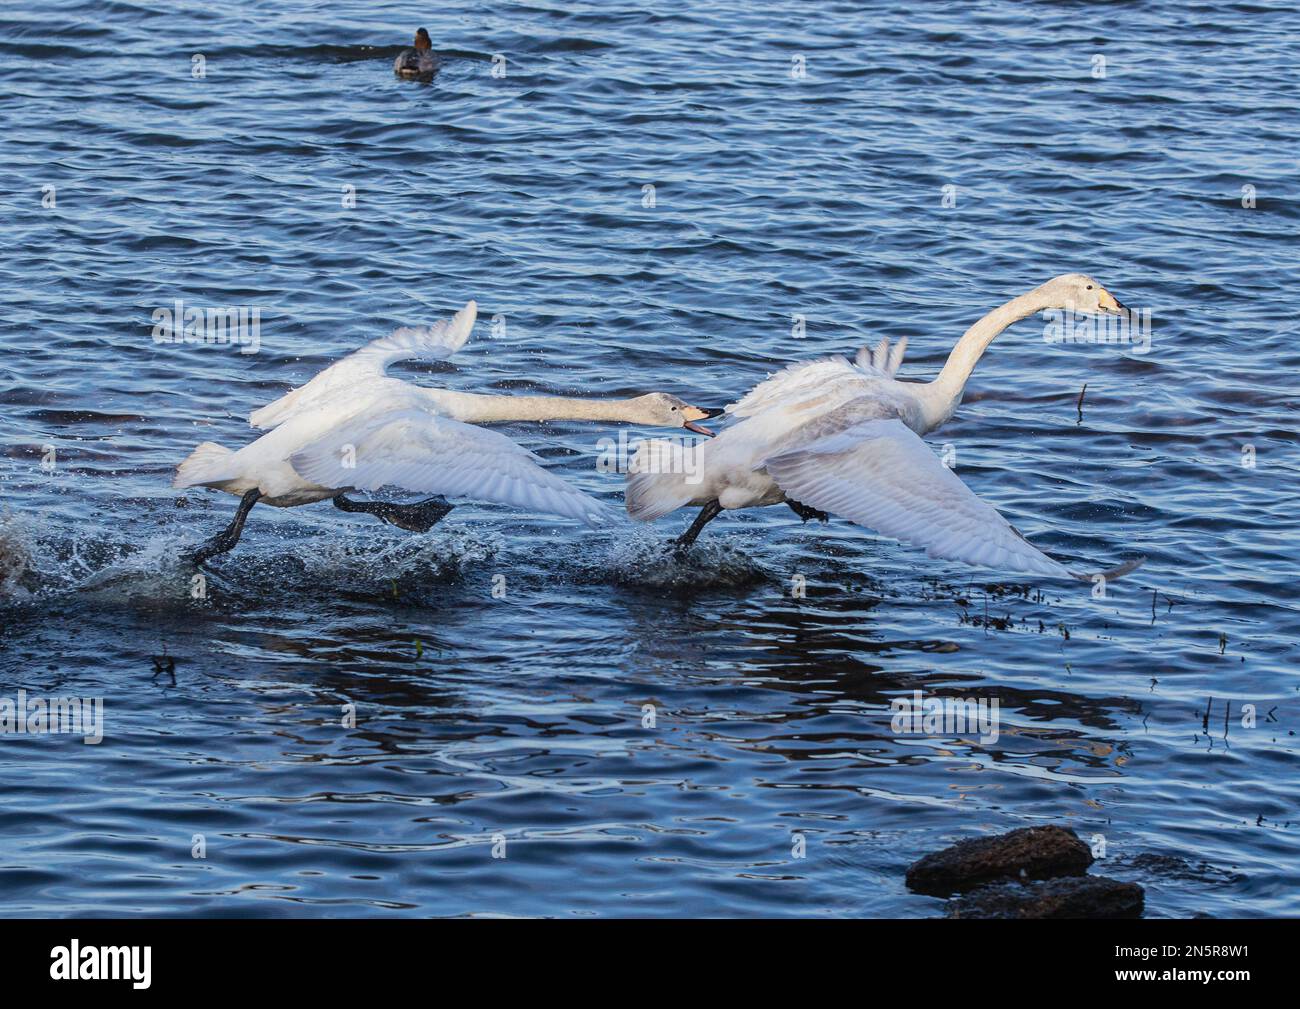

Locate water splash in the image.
[590,527,770,590]
[0,508,35,598]
[0,505,502,611]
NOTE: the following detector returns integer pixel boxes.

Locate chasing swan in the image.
[626,274,1142,581]
[175,301,721,564]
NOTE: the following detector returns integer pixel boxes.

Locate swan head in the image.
[630,393,725,435]
[414,28,432,50]
[1044,273,1125,314]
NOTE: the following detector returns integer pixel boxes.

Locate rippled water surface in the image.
[1,1,1298,917]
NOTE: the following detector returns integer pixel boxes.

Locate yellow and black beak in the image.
[683,406,726,436]
[1097,289,1126,314]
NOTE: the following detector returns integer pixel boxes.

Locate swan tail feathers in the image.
[173,442,235,488]
[625,439,701,521]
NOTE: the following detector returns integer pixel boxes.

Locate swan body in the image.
[628,274,1141,581]
[175,300,720,549]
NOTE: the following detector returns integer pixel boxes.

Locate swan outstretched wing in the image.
[289,407,607,527]
[763,418,1138,581]
[250,301,477,430]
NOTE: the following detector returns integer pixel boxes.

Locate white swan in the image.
[626,274,1142,581]
[175,300,721,564]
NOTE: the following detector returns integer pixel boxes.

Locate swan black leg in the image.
[787,499,829,523]
[333,494,454,533]
[674,499,723,553]
[192,488,261,566]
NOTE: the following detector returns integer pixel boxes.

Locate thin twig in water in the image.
[1076,383,1088,425]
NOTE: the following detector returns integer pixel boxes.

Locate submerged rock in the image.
[1116,852,1247,886]
[906,825,1093,895]
[947,875,1144,919]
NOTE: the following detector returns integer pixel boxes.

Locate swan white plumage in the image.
[175,300,720,564]
[626,274,1143,582]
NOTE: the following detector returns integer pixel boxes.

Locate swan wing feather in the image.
[288,406,606,527]
[854,336,908,377]
[763,417,1132,581]
[726,356,868,417]
[249,301,477,430]
[885,335,908,375]
[730,347,914,422]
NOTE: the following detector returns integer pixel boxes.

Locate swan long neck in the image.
[430,390,656,424]
[921,287,1055,427]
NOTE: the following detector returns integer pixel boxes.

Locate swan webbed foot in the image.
[191,488,262,567]
[388,496,454,532]
[333,494,454,533]
[787,499,829,524]
[673,499,723,554]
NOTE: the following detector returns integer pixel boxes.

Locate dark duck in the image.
[394,28,437,81]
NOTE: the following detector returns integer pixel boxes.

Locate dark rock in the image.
[906,825,1093,895]
[947,875,1144,919]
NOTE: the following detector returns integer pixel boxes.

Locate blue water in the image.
[1,0,1298,917]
